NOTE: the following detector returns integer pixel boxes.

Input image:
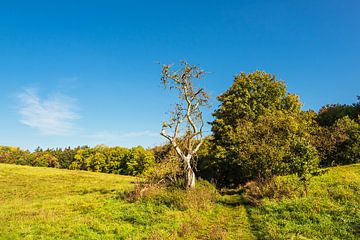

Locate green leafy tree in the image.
[30,151,59,168]
[106,146,129,174]
[312,115,360,166]
[317,104,357,127]
[0,146,31,165]
[51,147,80,169]
[124,146,155,176]
[316,96,360,127]
[70,147,92,171]
[211,71,316,187]
[69,145,154,176]
[332,116,360,164]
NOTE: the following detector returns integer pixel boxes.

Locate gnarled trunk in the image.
[160,62,208,190]
[184,156,195,188]
[185,167,196,188]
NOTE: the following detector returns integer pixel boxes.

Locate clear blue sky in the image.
[0,0,359,150]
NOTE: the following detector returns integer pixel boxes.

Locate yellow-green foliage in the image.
[210,71,317,187]
[332,116,360,164]
[0,146,31,165]
[69,145,156,176]
[1,144,155,177]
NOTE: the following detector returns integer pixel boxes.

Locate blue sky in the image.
[0,0,359,150]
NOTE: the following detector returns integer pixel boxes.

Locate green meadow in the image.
[0,163,359,239]
[0,164,254,239]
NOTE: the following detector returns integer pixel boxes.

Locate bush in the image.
[151,142,213,188]
[242,177,302,206]
[121,180,217,211]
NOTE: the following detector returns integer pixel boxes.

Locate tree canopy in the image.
[210,71,318,187]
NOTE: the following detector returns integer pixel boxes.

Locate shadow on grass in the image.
[217,194,246,207]
[75,188,117,195]
[220,188,245,195]
[244,205,264,240]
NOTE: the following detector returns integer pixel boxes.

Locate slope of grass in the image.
[1,163,359,239]
[247,164,360,240]
[0,164,254,240]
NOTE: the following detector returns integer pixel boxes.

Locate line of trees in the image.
[0,145,155,176]
[157,65,360,189]
[1,64,359,190]
[196,71,360,188]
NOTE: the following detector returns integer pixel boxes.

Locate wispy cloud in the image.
[17,88,79,136]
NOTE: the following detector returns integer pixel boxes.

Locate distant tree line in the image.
[0,145,155,176]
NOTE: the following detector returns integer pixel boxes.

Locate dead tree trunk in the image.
[184,156,196,188]
[160,61,209,189]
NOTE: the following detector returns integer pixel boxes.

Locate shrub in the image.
[121,180,217,211]
[212,110,315,187]
[146,155,184,188]
[243,176,303,206]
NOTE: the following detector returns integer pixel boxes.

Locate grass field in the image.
[248,164,360,240]
[0,163,359,239]
[0,164,254,239]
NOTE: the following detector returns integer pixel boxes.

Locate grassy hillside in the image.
[248,164,360,240]
[0,163,359,239]
[0,164,254,240]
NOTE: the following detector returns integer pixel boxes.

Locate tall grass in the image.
[247,164,360,239]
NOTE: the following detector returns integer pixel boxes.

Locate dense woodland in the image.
[1,70,359,191]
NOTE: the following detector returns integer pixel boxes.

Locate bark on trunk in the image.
[185,167,196,189]
[184,156,196,188]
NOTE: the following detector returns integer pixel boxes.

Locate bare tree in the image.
[160,61,209,189]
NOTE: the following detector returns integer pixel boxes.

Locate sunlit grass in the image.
[248,164,360,240]
[0,164,254,239]
[1,163,358,239]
